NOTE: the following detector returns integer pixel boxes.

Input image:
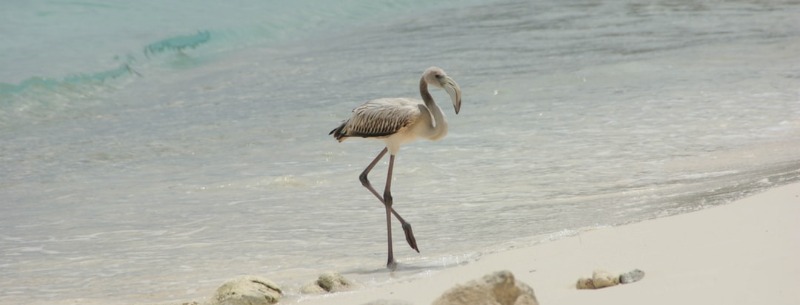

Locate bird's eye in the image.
[435,74,443,79]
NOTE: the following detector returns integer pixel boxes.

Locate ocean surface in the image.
[2,0,799,304]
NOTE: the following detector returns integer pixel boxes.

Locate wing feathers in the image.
[331,98,421,141]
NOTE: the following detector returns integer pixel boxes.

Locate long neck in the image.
[419,78,448,140]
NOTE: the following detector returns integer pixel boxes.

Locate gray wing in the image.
[331,98,422,140]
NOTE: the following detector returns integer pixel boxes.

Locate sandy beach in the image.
[294,182,800,305]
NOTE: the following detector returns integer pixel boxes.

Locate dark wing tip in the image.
[330,122,347,141]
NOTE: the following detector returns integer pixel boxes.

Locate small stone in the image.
[591,270,619,288]
[299,283,326,294]
[576,277,595,289]
[212,275,282,305]
[619,269,645,284]
[301,271,356,294]
[318,271,353,291]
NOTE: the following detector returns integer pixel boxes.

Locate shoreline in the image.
[14,182,799,305]
[292,182,800,305]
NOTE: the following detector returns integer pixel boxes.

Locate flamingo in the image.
[329,66,462,269]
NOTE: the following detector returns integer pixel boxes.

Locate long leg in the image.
[383,155,418,255]
[359,149,420,257]
[384,154,396,269]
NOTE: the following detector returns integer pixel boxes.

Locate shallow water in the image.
[2,0,800,304]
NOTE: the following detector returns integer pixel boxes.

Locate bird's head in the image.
[423,66,462,114]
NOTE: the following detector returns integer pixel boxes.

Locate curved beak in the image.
[442,76,462,114]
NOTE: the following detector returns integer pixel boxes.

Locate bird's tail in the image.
[329,121,348,142]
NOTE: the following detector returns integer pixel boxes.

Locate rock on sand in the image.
[301,271,356,294]
[619,269,646,284]
[577,269,645,289]
[212,275,282,305]
[432,270,539,305]
[576,269,620,289]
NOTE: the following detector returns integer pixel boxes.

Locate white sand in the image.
[295,182,800,305]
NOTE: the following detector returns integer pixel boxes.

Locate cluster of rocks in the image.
[576,269,645,289]
[187,270,537,305]
[199,272,356,305]
[183,267,642,305]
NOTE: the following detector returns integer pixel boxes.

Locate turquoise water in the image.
[2,0,800,304]
[1,0,463,126]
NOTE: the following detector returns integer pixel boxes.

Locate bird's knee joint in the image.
[359,173,369,187]
[384,192,393,206]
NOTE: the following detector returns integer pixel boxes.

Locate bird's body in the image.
[329,66,462,269]
[330,97,447,154]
